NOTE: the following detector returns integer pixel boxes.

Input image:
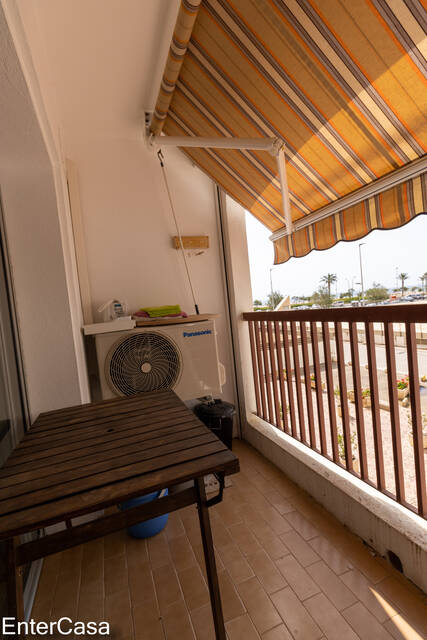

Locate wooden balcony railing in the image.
[242,305,427,518]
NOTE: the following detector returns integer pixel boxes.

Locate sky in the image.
[245,212,427,302]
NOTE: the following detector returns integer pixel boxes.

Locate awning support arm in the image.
[149,134,277,152]
[275,145,292,233]
[148,134,293,232]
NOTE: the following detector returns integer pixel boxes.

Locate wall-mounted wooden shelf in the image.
[173,236,209,250]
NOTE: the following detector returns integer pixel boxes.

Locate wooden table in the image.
[0,391,239,639]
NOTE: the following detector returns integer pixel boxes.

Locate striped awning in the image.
[151,0,427,263]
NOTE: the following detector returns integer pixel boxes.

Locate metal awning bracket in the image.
[144,121,293,233]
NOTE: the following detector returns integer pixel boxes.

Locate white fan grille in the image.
[106,332,181,396]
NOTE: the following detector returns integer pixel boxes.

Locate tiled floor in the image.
[31,440,427,639]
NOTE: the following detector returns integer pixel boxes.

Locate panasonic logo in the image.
[183,330,212,337]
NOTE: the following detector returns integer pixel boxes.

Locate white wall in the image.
[11,0,236,406]
[66,137,236,404]
[221,194,256,427]
[0,4,83,420]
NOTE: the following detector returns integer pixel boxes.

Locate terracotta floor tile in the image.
[342,601,395,639]
[228,522,261,556]
[384,614,427,640]
[77,579,104,624]
[280,530,320,567]
[265,490,295,515]
[237,503,262,524]
[168,535,196,572]
[376,576,427,635]
[284,510,320,540]
[304,592,359,640]
[261,624,293,640]
[148,532,172,569]
[82,537,104,568]
[276,554,320,601]
[217,570,245,622]
[133,601,164,640]
[105,587,133,640]
[236,577,282,635]
[338,540,389,584]
[270,587,323,640]
[247,548,287,594]
[80,552,103,587]
[128,563,157,606]
[50,568,80,621]
[31,556,61,621]
[261,506,293,535]
[226,614,260,640]
[164,511,185,541]
[308,536,353,574]
[211,514,234,548]
[306,561,357,611]
[104,553,128,595]
[126,536,149,567]
[162,599,195,640]
[152,563,182,612]
[59,544,83,577]
[181,514,202,547]
[247,469,274,495]
[247,516,277,542]
[217,543,254,584]
[341,568,396,622]
[191,542,224,580]
[31,440,426,640]
[178,565,209,611]
[214,495,244,527]
[261,535,290,561]
[104,531,126,559]
[190,603,216,640]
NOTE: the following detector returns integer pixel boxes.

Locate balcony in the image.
[242,305,427,518]
[31,440,426,639]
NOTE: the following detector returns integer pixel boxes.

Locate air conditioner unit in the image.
[86,320,225,402]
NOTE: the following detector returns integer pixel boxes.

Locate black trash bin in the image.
[194,399,235,450]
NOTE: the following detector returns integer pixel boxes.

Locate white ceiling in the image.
[16,0,179,142]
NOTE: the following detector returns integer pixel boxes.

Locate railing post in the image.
[365,322,385,491]
[335,322,353,471]
[311,321,327,456]
[405,322,427,517]
[349,322,368,479]
[274,322,289,433]
[282,321,297,438]
[384,323,405,504]
[248,321,261,418]
[291,322,307,444]
[254,321,267,420]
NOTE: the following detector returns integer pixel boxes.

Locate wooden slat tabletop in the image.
[0,391,239,539]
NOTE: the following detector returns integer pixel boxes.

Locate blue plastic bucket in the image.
[120,488,168,538]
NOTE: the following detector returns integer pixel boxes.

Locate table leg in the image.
[7,537,24,623]
[195,477,226,640]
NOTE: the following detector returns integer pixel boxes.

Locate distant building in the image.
[274,296,291,311]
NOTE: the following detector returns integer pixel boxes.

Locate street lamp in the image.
[345,276,356,297]
[358,243,366,305]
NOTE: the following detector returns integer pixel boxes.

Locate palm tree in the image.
[398,272,409,297]
[421,272,427,294]
[320,273,337,299]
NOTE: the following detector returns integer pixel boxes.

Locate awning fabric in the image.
[151,0,427,263]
